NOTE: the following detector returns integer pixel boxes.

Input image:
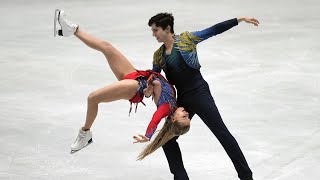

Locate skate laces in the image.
[64,18,76,28]
[60,13,77,29]
[74,131,87,144]
[79,131,87,138]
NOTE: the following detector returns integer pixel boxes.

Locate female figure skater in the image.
[54,9,190,159]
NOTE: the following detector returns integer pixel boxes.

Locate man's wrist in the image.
[237,17,245,23]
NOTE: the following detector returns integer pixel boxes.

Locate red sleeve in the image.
[145,103,171,139]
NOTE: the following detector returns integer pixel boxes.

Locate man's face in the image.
[150,23,170,43]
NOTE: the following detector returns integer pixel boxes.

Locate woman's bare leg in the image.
[74,29,136,80]
[82,79,139,130]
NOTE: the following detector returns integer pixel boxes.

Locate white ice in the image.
[0,0,319,179]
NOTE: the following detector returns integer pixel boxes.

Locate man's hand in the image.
[133,134,150,143]
[237,17,260,26]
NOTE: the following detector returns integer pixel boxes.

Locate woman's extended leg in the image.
[83,79,139,130]
[57,10,135,80]
[74,29,136,80]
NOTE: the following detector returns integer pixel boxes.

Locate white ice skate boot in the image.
[70,128,93,154]
[54,9,78,37]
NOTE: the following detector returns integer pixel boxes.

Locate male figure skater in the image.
[148,13,259,180]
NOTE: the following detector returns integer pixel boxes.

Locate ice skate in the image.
[54,9,78,37]
[70,128,93,154]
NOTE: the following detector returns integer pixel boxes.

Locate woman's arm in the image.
[152,80,161,104]
[133,103,171,143]
[143,79,161,105]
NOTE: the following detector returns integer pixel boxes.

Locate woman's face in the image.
[172,107,190,126]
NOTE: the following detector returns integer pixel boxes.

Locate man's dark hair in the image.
[148,13,174,33]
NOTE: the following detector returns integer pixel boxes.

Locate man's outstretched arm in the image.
[191,16,259,44]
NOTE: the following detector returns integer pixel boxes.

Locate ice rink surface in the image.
[0,0,319,179]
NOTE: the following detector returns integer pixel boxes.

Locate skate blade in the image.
[53,9,60,37]
[70,138,93,154]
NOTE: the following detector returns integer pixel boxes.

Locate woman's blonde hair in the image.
[137,116,190,160]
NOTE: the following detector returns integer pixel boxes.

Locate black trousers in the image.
[162,82,253,180]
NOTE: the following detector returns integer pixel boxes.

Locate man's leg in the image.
[162,136,189,180]
[162,111,195,180]
[193,90,253,180]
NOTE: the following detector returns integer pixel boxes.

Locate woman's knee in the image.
[87,91,101,104]
[100,41,114,53]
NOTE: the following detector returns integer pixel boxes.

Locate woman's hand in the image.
[144,74,155,98]
[143,85,154,98]
[237,17,260,26]
[133,134,150,143]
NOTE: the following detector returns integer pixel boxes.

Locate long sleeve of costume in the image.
[145,103,171,139]
[152,64,162,73]
[191,18,238,44]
